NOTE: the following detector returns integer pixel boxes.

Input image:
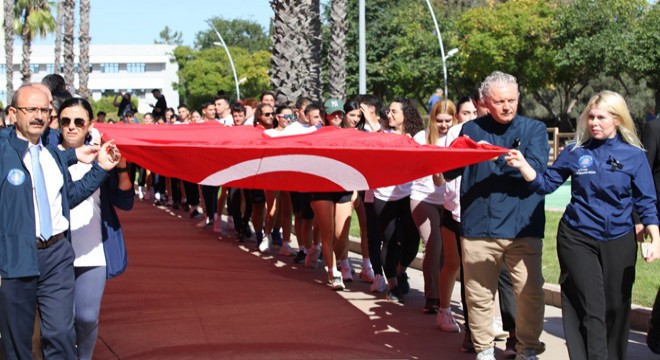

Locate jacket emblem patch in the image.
[7,168,26,186]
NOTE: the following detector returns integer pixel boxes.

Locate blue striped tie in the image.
[29,146,53,241]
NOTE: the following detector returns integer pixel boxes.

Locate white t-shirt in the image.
[410,130,445,205]
[374,130,412,202]
[218,115,234,126]
[278,121,321,136]
[68,162,105,267]
[443,123,464,222]
[244,116,254,126]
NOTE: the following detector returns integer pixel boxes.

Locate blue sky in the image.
[34,0,274,46]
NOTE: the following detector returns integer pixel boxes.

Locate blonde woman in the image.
[506,90,660,359]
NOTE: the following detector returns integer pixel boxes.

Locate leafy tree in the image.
[194,17,270,52]
[173,45,270,110]
[630,2,660,110]
[155,26,183,46]
[15,0,56,84]
[551,0,647,129]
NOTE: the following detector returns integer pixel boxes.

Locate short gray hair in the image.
[478,71,518,98]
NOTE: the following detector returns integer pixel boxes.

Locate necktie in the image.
[29,146,53,241]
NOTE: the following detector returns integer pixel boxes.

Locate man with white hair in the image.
[445,71,548,360]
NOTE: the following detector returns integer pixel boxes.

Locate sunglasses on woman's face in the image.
[278,114,295,121]
[60,117,87,128]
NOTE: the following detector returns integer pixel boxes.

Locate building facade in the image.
[0,44,179,114]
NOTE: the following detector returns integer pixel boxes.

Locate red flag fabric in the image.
[95,123,507,192]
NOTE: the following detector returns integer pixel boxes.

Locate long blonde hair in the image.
[574,90,642,149]
[427,100,456,145]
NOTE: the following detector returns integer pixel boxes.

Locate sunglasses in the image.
[60,117,87,128]
[277,114,295,121]
[262,112,274,117]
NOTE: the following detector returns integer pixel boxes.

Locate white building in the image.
[0,44,179,115]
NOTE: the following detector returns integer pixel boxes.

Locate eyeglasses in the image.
[60,117,87,128]
[263,112,274,117]
[14,107,51,116]
[277,114,295,121]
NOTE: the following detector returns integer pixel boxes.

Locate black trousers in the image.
[557,221,636,360]
[183,181,200,207]
[0,239,76,359]
[651,288,660,330]
[228,188,251,233]
[201,185,219,219]
[372,196,420,279]
[170,178,182,206]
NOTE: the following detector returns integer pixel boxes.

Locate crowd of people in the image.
[1,70,660,360]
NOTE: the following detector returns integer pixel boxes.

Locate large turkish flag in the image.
[95,123,507,192]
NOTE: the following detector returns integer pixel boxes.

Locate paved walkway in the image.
[93,201,657,359]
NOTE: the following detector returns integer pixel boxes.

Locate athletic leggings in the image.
[371,196,420,279]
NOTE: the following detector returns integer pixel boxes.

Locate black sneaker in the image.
[397,272,410,294]
[190,209,202,219]
[386,286,405,303]
[423,298,439,314]
[293,250,307,264]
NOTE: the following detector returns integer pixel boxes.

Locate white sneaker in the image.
[279,242,295,256]
[370,274,387,293]
[493,316,509,340]
[340,263,353,282]
[137,186,144,200]
[436,308,460,332]
[330,275,345,291]
[359,267,375,282]
[258,234,272,252]
[476,348,496,360]
[305,245,320,268]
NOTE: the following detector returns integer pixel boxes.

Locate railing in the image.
[547,127,575,165]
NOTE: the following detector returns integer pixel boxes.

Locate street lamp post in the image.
[209,21,241,100]
[423,0,457,100]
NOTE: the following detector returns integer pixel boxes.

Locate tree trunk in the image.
[20,10,32,85]
[327,0,346,100]
[307,0,322,100]
[269,0,305,104]
[54,0,63,74]
[78,0,90,98]
[62,0,75,87]
[4,0,14,101]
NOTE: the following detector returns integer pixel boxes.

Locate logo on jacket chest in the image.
[575,155,595,175]
[7,168,26,186]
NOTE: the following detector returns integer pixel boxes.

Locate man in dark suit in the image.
[0,84,119,359]
[642,118,660,354]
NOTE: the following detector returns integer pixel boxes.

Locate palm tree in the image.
[78,0,90,98]
[306,0,322,100]
[327,0,346,100]
[61,0,74,87]
[269,0,306,103]
[15,0,56,84]
[54,0,63,75]
[4,0,15,101]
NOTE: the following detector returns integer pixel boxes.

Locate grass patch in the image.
[348,210,660,307]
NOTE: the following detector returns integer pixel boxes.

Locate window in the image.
[100,63,119,73]
[0,64,5,73]
[127,63,146,73]
[46,64,54,73]
[30,64,40,74]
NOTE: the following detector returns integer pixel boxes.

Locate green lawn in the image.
[349,210,660,307]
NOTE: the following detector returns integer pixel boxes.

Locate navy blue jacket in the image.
[0,128,108,278]
[530,135,659,241]
[457,114,549,239]
[98,168,134,278]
